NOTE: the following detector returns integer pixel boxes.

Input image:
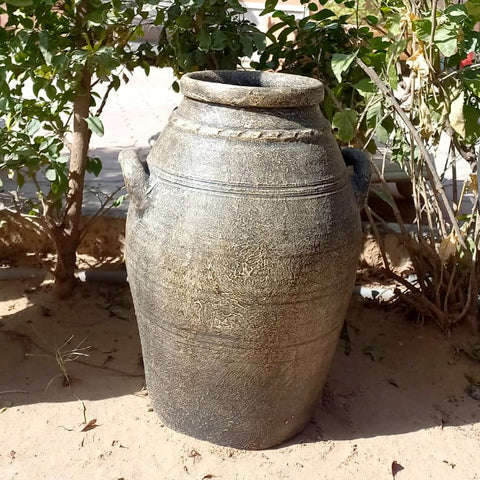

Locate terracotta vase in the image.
[120,70,370,449]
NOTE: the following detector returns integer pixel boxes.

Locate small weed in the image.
[26,335,91,391]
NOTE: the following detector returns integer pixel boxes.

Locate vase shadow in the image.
[281,297,480,446]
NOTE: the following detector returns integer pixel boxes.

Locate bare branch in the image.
[355,57,465,247]
[440,63,480,81]
[78,184,125,243]
[95,80,115,118]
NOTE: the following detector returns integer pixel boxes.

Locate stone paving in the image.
[85,66,181,216]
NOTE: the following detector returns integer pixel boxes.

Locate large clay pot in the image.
[120,70,370,449]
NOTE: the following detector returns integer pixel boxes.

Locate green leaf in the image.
[195,50,207,66]
[375,124,389,143]
[251,31,266,50]
[444,5,468,23]
[197,29,211,52]
[464,104,480,145]
[435,26,458,57]
[464,75,480,97]
[39,137,56,153]
[5,0,33,5]
[413,19,431,42]
[113,194,126,207]
[17,172,25,188]
[38,32,53,66]
[386,12,402,36]
[86,156,102,177]
[45,84,56,100]
[153,9,165,26]
[71,50,89,65]
[369,37,390,50]
[310,9,336,21]
[26,119,41,136]
[364,51,387,71]
[370,184,396,208]
[52,54,68,68]
[111,75,121,91]
[466,0,480,22]
[331,52,357,83]
[51,169,68,196]
[239,36,254,57]
[365,138,377,154]
[212,30,228,50]
[388,63,398,90]
[332,109,358,142]
[261,0,278,16]
[85,9,104,27]
[354,78,375,97]
[387,39,407,64]
[45,168,57,182]
[175,15,192,29]
[85,116,104,137]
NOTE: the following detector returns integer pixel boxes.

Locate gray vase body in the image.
[120,71,370,450]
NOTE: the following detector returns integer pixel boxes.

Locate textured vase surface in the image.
[120,70,370,449]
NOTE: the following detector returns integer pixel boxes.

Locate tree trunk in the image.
[51,0,93,298]
[52,230,80,299]
[53,67,92,298]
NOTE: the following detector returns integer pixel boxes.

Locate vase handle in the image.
[119,149,150,211]
[341,147,371,208]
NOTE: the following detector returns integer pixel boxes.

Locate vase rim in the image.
[180,70,324,108]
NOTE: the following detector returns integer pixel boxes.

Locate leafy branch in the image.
[256,0,480,330]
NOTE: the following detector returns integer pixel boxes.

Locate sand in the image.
[1,277,480,480]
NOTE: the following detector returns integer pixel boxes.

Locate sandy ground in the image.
[1,277,480,480]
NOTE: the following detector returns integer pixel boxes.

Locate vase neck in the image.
[180,71,324,109]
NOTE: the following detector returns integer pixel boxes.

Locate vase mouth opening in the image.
[180,70,324,108]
